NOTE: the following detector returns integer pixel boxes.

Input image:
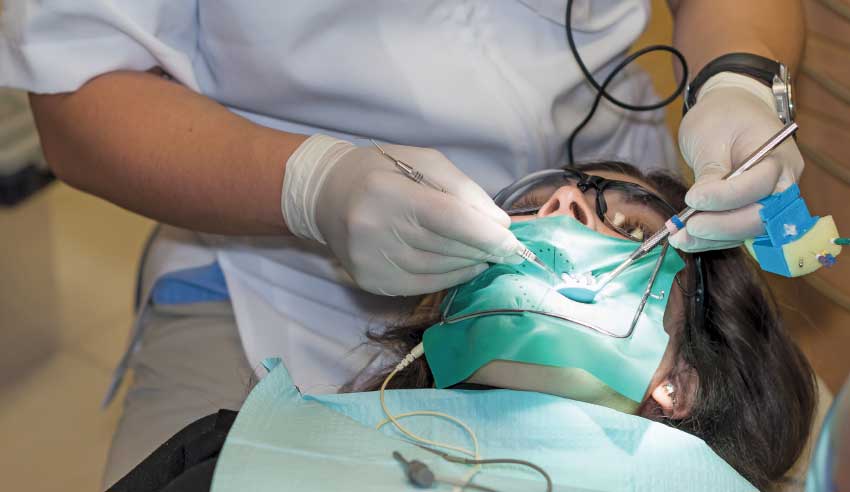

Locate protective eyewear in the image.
[493,168,677,242]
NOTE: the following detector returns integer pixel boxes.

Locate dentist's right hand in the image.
[281,135,523,296]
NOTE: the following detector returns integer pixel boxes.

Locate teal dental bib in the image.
[212,358,756,492]
[422,215,685,410]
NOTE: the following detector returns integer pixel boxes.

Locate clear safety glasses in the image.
[493,168,677,242]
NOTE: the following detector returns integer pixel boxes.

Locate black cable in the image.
[565,0,689,164]
[416,444,553,492]
[391,13,691,492]
[454,457,553,492]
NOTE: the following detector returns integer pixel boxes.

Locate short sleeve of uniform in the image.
[0,0,200,93]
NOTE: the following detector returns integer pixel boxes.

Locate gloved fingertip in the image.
[668,229,691,251]
[468,198,512,228]
[684,187,708,210]
[683,217,710,240]
[453,263,489,286]
[491,206,512,227]
[488,234,523,259]
[506,253,525,265]
[491,253,524,265]
[684,219,727,241]
[671,233,742,252]
[692,161,729,183]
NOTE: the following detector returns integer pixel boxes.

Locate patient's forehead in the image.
[583,170,662,196]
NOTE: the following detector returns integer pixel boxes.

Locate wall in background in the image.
[635,0,850,393]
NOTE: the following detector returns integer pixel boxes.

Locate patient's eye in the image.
[609,212,650,242]
[511,194,544,211]
[511,191,653,242]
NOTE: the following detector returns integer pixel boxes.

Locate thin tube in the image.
[416,444,552,492]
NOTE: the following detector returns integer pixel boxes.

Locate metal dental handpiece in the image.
[370,140,447,193]
[370,140,557,278]
[560,122,799,303]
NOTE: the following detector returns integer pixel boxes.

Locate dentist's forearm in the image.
[668,0,805,80]
[29,69,307,235]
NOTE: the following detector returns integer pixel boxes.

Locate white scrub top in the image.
[1,0,678,394]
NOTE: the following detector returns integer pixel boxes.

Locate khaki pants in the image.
[102,301,252,489]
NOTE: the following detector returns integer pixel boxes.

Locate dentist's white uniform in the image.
[1,0,676,485]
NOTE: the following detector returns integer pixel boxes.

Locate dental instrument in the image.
[428,214,684,407]
[371,140,447,194]
[559,121,799,304]
[515,245,559,278]
[370,140,558,278]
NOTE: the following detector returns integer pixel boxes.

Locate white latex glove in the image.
[671,72,804,252]
[281,135,522,296]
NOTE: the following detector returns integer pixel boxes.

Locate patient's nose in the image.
[536,185,599,229]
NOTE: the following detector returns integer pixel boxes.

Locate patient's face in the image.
[508,170,668,242]
[506,170,690,417]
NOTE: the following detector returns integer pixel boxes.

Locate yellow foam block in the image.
[745,215,842,277]
[787,216,841,276]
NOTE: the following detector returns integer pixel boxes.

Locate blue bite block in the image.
[746,184,842,277]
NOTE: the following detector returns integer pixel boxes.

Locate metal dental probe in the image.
[514,245,559,278]
[560,122,799,303]
[371,140,447,193]
[370,140,558,278]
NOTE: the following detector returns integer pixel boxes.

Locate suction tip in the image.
[557,285,597,303]
[556,272,599,303]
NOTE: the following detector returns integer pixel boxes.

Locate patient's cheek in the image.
[662,283,685,337]
[645,337,676,398]
[645,294,683,408]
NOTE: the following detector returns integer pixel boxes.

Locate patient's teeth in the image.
[560,271,598,287]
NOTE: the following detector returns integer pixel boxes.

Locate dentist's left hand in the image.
[281,135,522,296]
[671,73,804,252]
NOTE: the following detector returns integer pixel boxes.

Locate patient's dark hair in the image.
[343,162,816,490]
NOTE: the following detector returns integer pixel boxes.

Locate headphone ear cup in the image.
[690,254,708,334]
